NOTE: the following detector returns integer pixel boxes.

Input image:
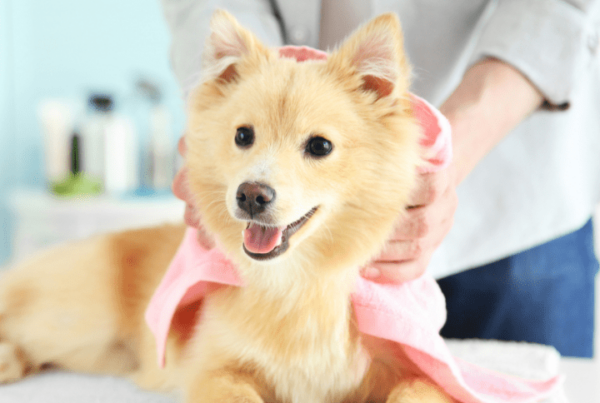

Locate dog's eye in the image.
[306,136,333,157]
[235,126,254,148]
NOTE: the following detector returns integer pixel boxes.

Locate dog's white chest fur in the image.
[190,285,370,403]
[261,330,370,403]
[268,354,370,403]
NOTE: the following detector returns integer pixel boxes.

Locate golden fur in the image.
[0,11,454,403]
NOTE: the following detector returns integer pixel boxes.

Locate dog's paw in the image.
[386,378,454,403]
[0,342,28,383]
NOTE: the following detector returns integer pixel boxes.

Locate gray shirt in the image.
[161,0,600,278]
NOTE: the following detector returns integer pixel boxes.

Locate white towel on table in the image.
[0,339,566,403]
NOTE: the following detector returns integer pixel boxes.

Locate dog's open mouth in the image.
[242,207,318,261]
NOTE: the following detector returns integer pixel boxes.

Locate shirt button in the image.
[289,26,309,45]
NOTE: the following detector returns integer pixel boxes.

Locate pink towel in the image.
[145,47,561,403]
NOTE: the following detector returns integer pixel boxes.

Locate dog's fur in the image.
[0,11,453,403]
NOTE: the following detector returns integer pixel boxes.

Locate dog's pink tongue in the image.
[244,224,283,254]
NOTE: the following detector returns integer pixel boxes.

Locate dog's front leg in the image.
[186,369,265,403]
[386,378,454,403]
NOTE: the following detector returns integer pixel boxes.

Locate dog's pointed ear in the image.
[202,9,268,83]
[327,13,410,100]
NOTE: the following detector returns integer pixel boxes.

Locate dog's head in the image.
[185,10,421,283]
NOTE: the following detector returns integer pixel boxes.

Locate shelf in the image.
[7,188,185,263]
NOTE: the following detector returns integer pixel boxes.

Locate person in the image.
[164,0,600,357]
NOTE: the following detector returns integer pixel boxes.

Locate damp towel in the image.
[145,47,562,403]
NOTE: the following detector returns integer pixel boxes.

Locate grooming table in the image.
[0,340,593,403]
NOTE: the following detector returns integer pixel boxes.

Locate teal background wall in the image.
[0,0,16,265]
[0,0,185,265]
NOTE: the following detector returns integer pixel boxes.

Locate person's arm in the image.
[363,58,543,283]
[466,0,597,109]
[364,0,599,283]
[442,58,543,186]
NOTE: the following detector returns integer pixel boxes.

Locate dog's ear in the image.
[327,13,410,100]
[202,9,268,83]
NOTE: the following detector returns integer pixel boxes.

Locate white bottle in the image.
[81,95,112,184]
[149,105,174,190]
[104,116,138,194]
[81,95,139,195]
[37,99,74,184]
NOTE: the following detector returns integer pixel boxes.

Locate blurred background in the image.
[0,0,187,266]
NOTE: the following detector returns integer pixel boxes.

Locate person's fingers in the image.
[183,204,201,229]
[172,167,189,201]
[195,226,215,249]
[178,135,187,156]
[376,240,422,262]
[408,171,440,207]
[362,259,427,283]
[379,217,452,263]
[173,167,203,231]
[174,134,212,244]
[392,185,457,241]
[392,207,429,240]
[362,166,458,284]
[366,209,455,283]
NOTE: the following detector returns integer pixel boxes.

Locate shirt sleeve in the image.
[160,0,285,96]
[470,0,599,108]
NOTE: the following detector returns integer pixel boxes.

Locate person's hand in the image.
[361,58,543,284]
[172,136,215,249]
[362,165,458,283]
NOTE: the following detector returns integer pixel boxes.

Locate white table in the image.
[0,357,595,402]
[6,188,185,264]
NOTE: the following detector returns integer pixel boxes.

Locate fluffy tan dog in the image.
[0,10,453,403]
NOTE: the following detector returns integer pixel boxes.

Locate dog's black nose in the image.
[236,182,276,217]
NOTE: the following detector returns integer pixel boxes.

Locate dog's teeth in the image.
[276,233,282,246]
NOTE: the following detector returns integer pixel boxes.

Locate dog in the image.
[0,10,453,403]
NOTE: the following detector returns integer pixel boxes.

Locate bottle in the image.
[104,115,138,194]
[148,105,174,190]
[37,99,73,185]
[51,131,102,197]
[81,94,139,195]
[81,95,112,185]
